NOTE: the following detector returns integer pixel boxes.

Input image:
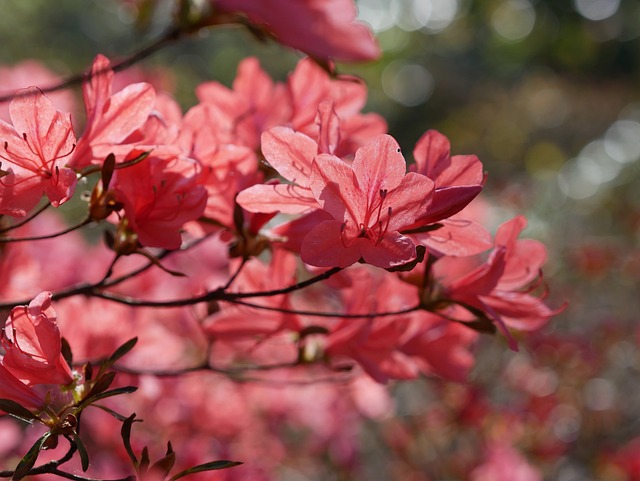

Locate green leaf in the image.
[90,404,131,422]
[12,432,50,481]
[73,434,90,471]
[139,446,150,476]
[85,371,117,399]
[168,460,242,481]
[0,399,39,424]
[78,386,138,411]
[60,337,73,369]
[150,442,176,478]
[107,338,138,366]
[120,414,140,467]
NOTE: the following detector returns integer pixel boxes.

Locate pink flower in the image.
[287,59,387,154]
[301,134,435,268]
[110,151,208,249]
[0,60,76,123]
[70,54,155,169]
[470,442,542,481]
[439,216,562,349]
[2,291,74,386]
[203,249,301,339]
[196,57,292,150]
[213,0,380,62]
[0,364,44,409]
[407,130,491,256]
[0,87,77,216]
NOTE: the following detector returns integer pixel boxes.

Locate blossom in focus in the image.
[0,87,77,216]
[407,130,491,257]
[110,151,208,250]
[0,364,44,409]
[1,291,74,387]
[301,134,435,268]
[70,54,155,169]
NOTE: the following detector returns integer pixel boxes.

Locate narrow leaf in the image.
[0,399,39,424]
[107,338,138,366]
[169,460,242,481]
[139,446,150,476]
[101,153,116,190]
[60,337,73,369]
[121,414,139,467]
[12,432,50,481]
[73,434,90,471]
[458,317,497,334]
[78,386,138,410]
[91,404,131,422]
[84,363,94,382]
[150,443,176,478]
[85,371,116,399]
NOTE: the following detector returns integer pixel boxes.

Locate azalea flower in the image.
[300,134,435,269]
[0,87,77,216]
[439,216,562,349]
[0,364,44,409]
[70,54,155,169]
[110,151,208,250]
[406,129,491,257]
[211,0,380,62]
[1,291,74,387]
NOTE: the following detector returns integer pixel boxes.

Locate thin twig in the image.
[0,26,183,104]
[0,202,51,234]
[0,218,91,243]
[224,298,422,318]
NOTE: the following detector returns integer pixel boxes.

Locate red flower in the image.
[111,152,208,250]
[213,0,380,62]
[301,134,435,268]
[441,216,562,349]
[0,87,77,216]
[2,291,74,387]
[70,54,155,168]
[0,364,44,409]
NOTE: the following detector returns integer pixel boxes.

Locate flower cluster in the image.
[0,1,566,479]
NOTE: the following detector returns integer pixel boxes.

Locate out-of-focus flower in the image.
[470,442,542,481]
[210,0,380,62]
[439,216,563,349]
[2,291,74,387]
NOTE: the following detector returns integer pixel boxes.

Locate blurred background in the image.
[1,0,640,479]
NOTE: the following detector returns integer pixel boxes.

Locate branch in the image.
[0,218,91,243]
[0,234,213,310]
[85,267,343,308]
[224,298,421,318]
[0,26,183,104]
[0,202,51,234]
